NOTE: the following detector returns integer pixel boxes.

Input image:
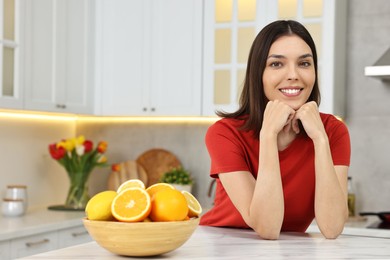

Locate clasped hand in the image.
[262,100,325,141]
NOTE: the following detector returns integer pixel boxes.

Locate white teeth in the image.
[280,89,300,94]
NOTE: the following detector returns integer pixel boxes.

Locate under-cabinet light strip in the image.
[76,116,219,124]
[0,109,219,124]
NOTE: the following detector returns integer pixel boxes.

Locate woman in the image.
[200,20,351,240]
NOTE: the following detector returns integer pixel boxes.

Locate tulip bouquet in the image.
[48,135,108,209]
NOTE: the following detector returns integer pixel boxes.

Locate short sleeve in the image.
[326,117,351,166]
[205,121,251,178]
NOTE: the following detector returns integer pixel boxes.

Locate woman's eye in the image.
[270,61,282,67]
[300,61,311,67]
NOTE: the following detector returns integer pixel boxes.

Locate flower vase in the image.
[64,171,91,210]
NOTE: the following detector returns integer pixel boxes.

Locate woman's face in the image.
[262,35,315,110]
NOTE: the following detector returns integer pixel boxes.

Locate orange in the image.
[149,188,188,222]
[111,187,151,222]
[117,179,145,193]
[182,191,202,217]
[146,182,175,199]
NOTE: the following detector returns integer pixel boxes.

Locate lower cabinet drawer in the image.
[0,240,11,260]
[10,231,58,259]
[58,225,92,248]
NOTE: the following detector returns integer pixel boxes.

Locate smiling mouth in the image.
[279,88,303,95]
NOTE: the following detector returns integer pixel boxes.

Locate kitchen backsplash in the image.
[76,119,215,209]
[0,117,216,210]
[0,116,75,209]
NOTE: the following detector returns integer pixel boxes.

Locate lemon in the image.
[182,190,202,217]
[85,190,117,221]
[117,179,145,193]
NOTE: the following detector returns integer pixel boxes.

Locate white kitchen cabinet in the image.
[203,0,347,118]
[0,0,25,109]
[23,0,94,114]
[95,0,203,116]
[10,231,58,259]
[57,225,91,248]
[1,208,91,260]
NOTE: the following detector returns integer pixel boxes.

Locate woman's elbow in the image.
[250,222,281,240]
[322,229,342,239]
[319,224,344,239]
[318,214,347,239]
[256,229,280,240]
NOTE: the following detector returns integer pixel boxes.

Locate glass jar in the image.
[6,185,28,210]
[2,198,25,217]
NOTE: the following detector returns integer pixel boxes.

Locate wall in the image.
[0,115,215,211]
[0,114,75,209]
[346,0,390,212]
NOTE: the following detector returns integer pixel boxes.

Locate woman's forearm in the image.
[313,136,348,239]
[249,132,285,239]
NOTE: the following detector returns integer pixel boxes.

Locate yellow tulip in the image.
[65,139,75,151]
[57,140,74,151]
[75,135,85,146]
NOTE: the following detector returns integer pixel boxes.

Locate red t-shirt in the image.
[200,113,351,232]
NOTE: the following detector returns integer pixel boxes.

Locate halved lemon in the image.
[111,187,151,222]
[116,179,145,193]
[182,190,202,217]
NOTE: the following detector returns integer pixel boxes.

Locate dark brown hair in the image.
[217,20,321,137]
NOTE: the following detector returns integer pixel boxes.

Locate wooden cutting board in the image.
[136,148,182,187]
[107,160,148,191]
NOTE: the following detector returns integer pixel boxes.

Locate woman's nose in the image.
[287,65,298,81]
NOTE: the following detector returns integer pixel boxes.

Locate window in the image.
[1,0,19,99]
[213,0,256,106]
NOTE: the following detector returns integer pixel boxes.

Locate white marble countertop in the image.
[22,222,390,259]
[0,207,86,241]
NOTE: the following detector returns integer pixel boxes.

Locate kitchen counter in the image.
[1,207,92,259]
[0,207,86,241]
[22,222,390,259]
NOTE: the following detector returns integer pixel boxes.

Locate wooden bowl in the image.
[83,217,200,256]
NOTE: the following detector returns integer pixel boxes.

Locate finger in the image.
[292,117,300,134]
[283,121,291,133]
[284,109,297,133]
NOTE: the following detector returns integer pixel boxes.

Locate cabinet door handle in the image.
[72,231,88,237]
[151,107,156,112]
[25,238,50,247]
[56,104,66,109]
[143,107,147,111]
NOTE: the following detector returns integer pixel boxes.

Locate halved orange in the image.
[111,187,151,222]
[145,182,175,199]
[182,190,202,217]
[117,179,145,193]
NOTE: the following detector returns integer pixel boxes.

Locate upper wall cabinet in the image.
[202,0,347,118]
[94,0,203,116]
[23,0,94,114]
[0,0,24,109]
[3,0,202,116]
